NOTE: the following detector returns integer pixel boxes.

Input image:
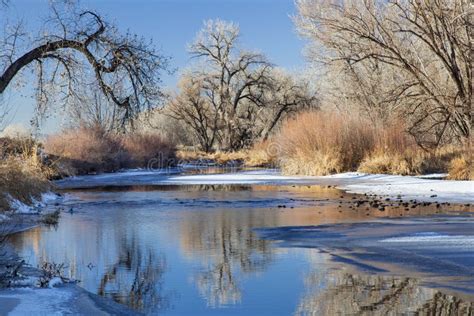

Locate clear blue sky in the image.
[2,0,307,133]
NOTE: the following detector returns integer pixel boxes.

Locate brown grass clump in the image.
[448,152,473,180]
[359,122,462,175]
[0,158,51,212]
[45,125,124,174]
[245,140,279,167]
[45,126,176,174]
[121,132,175,168]
[176,140,278,167]
[278,111,376,175]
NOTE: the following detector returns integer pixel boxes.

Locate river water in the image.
[7,171,474,315]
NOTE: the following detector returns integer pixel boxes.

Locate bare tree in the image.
[166,74,220,152]
[166,20,317,152]
[0,2,168,128]
[188,19,274,150]
[296,0,472,149]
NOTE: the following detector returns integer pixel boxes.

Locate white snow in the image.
[8,192,62,214]
[56,169,473,203]
[160,170,472,202]
[48,277,63,288]
[162,169,306,185]
[380,234,474,246]
[0,287,74,315]
[336,173,473,203]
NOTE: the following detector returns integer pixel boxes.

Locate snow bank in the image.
[162,169,308,185]
[9,192,62,214]
[56,169,473,203]
[0,287,74,315]
[336,172,473,203]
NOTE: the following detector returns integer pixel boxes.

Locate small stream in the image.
[7,170,474,315]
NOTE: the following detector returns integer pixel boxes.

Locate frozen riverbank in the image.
[56,169,473,203]
[0,284,140,315]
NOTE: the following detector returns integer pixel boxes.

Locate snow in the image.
[48,277,63,288]
[161,171,473,202]
[55,169,473,203]
[162,169,307,185]
[336,173,473,202]
[380,234,474,247]
[8,192,62,214]
[0,287,74,315]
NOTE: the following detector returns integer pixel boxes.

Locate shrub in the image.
[45,125,125,174]
[278,111,376,175]
[0,158,51,212]
[44,126,176,174]
[121,132,175,168]
[448,153,473,180]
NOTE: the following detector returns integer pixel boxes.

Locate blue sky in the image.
[2,0,307,133]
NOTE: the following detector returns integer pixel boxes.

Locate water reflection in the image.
[296,266,474,315]
[96,237,167,312]
[179,210,276,307]
[7,184,474,314]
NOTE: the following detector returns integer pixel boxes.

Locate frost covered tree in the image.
[0,1,168,129]
[296,0,472,149]
[167,20,316,151]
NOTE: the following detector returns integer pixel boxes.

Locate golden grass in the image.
[176,140,277,167]
[0,157,51,212]
[275,111,472,177]
[45,126,176,174]
[448,152,473,180]
[278,111,376,175]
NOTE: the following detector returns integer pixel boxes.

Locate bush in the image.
[121,132,175,168]
[45,125,124,174]
[44,126,176,175]
[448,153,473,180]
[0,158,51,212]
[278,111,376,175]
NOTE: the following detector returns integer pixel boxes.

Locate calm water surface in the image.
[8,181,474,315]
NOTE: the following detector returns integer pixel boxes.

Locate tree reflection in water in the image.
[97,236,168,312]
[180,209,277,307]
[296,269,474,315]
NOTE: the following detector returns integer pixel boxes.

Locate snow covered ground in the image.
[0,284,138,315]
[334,172,473,203]
[8,192,62,214]
[56,169,473,203]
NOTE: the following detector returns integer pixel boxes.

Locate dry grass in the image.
[0,157,51,212]
[275,111,471,177]
[44,126,176,174]
[448,151,473,180]
[121,132,175,168]
[176,140,278,167]
[44,125,124,174]
[278,111,376,175]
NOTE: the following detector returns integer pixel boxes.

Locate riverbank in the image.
[56,169,473,203]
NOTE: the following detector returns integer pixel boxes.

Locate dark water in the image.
[7,181,474,315]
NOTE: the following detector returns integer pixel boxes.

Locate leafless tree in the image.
[296,0,472,149]
[0,1,168,129]
[167,20,317,152]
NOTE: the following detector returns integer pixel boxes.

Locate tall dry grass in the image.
[0,137,51,212]
[44,125,176,174]
[121,133,175,168]
[278,111,376,175]
[277,111,470,177]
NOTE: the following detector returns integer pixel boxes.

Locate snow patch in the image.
[0,287,73,315]
[380,234,474,247]
[8,191,62,214]
[48,277,63,288]
[334,173,473,203]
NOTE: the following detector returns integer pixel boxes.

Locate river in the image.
[6,170,474,315]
